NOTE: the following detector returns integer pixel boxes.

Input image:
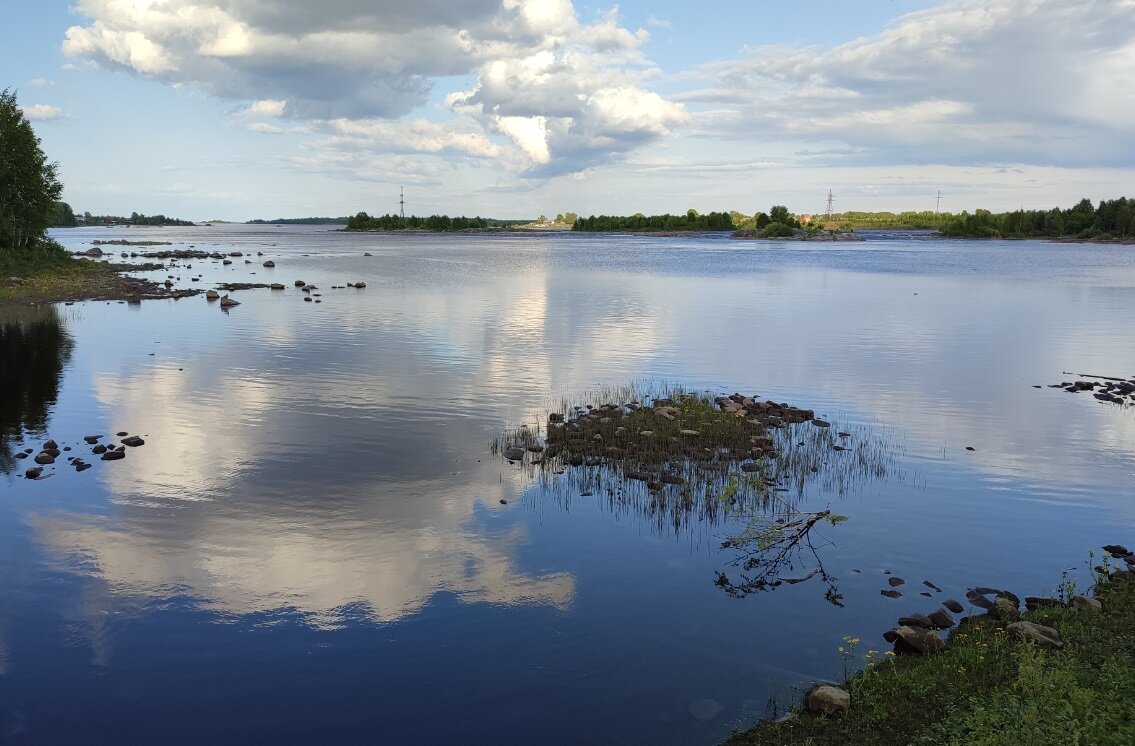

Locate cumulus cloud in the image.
[680,0,1135,168]
[21,104,64,121]
[63,0,685,175]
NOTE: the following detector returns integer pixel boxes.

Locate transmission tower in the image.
[935,189,942,214]
[400,187,405,219]
[825,189,835,219]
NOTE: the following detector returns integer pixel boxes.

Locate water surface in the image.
[1,225,1134,743]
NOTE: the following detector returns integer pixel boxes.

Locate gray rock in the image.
[881,589,902,599]
[121,436,145,447]
[927,609,955,629]
[101,450,126,461]
[34,452,55,465]
[888,576,905,587]
[894,625,946,655]
[943,599,964,613]
[1070,595,1102,613]
[687,698,724,722]
[503,447,525,462]
[1008,621,1063,649]
[25,466,43,479]
[897,613,933,629]
[805,685,850,716]
[990,596,1019,621]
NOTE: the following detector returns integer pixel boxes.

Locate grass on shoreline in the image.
[0,243,166,305]
[726,563,1135,746]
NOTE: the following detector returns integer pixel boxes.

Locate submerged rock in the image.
[943,598,965,614]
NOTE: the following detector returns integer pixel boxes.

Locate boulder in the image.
[101,450,126,461]
[1070,595,1102,613]
[805,685,850,716]
[34,452,55,465]
[503,447,525,462]
[219,295,240,307]
[894,625,946,655]
[263,261,276,267]
[943,599,965,614]
[1008,621,1063,649]
[354,281,367,288]
[121,436,145,447]
[25,466,43,479]
[888,577,905,587]
[897,613,933,629]
[990,596,1019,621]
[927,609,956,629]
[205,290,221,300]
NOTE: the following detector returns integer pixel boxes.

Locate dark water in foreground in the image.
[2,225,1134,743]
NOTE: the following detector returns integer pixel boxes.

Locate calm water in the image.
[2,225,1134,743]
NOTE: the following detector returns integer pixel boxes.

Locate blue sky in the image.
[5,1,1134,221]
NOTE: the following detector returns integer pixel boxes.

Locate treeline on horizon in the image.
[938,197,1134,239]
[247,217,349,225]
[51,202,193,227]
[571,210,735,232]
[345,213,527,231]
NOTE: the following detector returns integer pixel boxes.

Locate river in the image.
[1,225,1134,743]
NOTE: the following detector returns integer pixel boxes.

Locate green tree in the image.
[0,89,63,252]
[51,201,76,227]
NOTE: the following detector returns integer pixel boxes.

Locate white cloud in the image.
[680,0,1135,168]
[21,104,64,121]
[63,0,686,176]
[27,78,54,87]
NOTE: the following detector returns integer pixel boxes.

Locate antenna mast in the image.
[400,187,405,219]
[825,189,835,219]
[935,189,942,214]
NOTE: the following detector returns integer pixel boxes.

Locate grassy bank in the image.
[0,243,171,305]
[726,560,1135,745]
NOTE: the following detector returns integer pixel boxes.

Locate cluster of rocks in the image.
[1048,375,1135,404]
[800,549,1131,720]
[18,432,146,479]
[537,394,818,476]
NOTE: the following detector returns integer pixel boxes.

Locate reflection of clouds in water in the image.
[31,499,573,631]
[0,620,7,674]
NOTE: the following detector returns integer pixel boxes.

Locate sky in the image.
[4,0,1134,221]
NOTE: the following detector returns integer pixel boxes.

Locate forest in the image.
[938,197,1134,238]
[344,213,526,231]
[571,210,734,232]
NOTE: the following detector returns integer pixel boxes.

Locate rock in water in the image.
[25,466,43,479]
[943,598,964,614]
[263,261,275,267]
[101,450,126,461]
[220,295,240,307]
[805,685,850,716]
[894,625,946,655]
[121,436,145,447]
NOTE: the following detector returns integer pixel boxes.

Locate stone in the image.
[882,628,899,643]
[304,296,313,302]
[688,698,724,722]
[263,261,275,267]
[44,439,58,450]
[888,576,905,587]
[205,290,221,300]
[897,613,933,629]
[75,462,92,472]
[805,685,850,716]
[92,444,108,454]
[966,588,995,610]
[679,429,700,436]
[1008,621,1063,649]
[295,280,306,287]
[1025,596,1062,612]
[1070,595,1102,613]
[34,452,55,465]
[927,609,956,629]
[354,282,367,288]
[923,580,942,592]
[220,295,240,307]
[121,436,145,447]
[270,283,285,290]
[811,419,831,428]
[894,625,946,655]
[990,596,1019,620]
[25,467,43,479]
[881,589,902,599]
[101,450,126,461]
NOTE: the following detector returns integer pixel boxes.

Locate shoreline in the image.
[724,547,1135,744]
[0,257,200,307]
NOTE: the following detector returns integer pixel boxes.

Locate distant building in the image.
[800,213,813,223]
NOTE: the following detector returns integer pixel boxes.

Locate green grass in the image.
[725,567,1135,745]
[0,242,147,303]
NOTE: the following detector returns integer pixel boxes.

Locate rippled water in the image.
[2,225,1134,743]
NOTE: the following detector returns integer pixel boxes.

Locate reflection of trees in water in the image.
[0,306,73,473]
[498,392,903,604]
